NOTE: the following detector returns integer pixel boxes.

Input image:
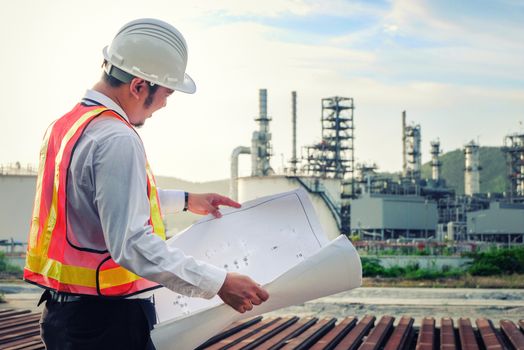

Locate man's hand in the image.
[218,272,269,313]
[188,193,241,218]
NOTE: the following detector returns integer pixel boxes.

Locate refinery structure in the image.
[230,89,524,245]
[2,89,524,246]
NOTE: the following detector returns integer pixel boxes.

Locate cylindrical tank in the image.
[0,174,37,242]
[464,141,480,196]
[238,176,341,240]
[446,222,455,241]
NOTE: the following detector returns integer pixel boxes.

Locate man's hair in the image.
[101,61,160,108]
[144,83,159,108]
[102,71,125,88]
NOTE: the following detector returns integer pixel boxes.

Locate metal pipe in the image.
[402,111,407,177]
[291,91,297,174]
[230,146,251,201]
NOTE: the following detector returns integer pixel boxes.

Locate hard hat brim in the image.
[176,73,196,94]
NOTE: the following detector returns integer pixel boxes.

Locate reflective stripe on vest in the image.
[24,104,166,297]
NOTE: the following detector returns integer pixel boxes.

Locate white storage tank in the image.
[238,175,341,240]
[0,174,36,243]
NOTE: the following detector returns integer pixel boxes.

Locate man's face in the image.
[130,84,174,127]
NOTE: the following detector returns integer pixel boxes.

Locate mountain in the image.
[420,146,508,195]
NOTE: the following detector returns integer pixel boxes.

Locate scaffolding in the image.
[502,132,524,203]
[303,97,355,184]
[302,96,355,234]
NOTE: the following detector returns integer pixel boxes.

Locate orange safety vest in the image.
[24,103,166,297]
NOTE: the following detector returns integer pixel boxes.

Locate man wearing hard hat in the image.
[23,18,269,350]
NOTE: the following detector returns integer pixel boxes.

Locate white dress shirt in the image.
[65,89,226,299]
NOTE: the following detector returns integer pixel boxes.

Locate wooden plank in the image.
[500,320,524,350]
[440,318,457,350]
[230,317,299,350]
[358,315,394,350]
[257,318,318,350]
[0,328,41,347]
[7,342,46,350]
[333,315,376,350]
[0,323,41,340]
[309,317,357,350]
[196,316,264,350]
[2,335,44,350]
[281,318,336,350]
[476,318,504,350]
[416,317,434,350]
[206,318,278,350]
[0,310,31,320]
[0,313,41,331]
[383,316,413,350]
[458,318,480,350]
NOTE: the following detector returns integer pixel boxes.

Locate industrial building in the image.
[230,89,524,245]
[467,202,524,243]
[351,192,438,240]
[2,89,523,247]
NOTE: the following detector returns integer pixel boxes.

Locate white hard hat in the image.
[103,18,196,93]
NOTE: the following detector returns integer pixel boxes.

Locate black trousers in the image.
[40,294,157,350]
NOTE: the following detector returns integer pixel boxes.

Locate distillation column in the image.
[430,140,442,182]
[502,132,524,201]
[251,89,273,176]
[464,141,481,196]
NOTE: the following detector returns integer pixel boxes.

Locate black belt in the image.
[38,290,154,306]
[38,290,88,305]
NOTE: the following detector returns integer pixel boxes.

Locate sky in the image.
[1,0,523,182]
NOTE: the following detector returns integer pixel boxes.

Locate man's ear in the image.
[129,78,147,100]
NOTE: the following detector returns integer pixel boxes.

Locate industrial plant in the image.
[230,89,524,245]
[1,89,523,247]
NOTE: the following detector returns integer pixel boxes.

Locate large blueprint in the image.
[151,189,362,350]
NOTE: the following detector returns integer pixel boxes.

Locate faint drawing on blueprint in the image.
[154,189,328,322]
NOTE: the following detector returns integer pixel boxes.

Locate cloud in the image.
[1,0,523,182]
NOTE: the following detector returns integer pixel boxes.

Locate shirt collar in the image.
[83,89,130,123]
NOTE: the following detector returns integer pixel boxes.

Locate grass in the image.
[363,274,524,288]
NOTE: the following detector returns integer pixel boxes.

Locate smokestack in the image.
[402,111,407,177]
[464,140,481,196]
[251,89,273,176]
[290,91,297,175]
[430,140,441,182]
